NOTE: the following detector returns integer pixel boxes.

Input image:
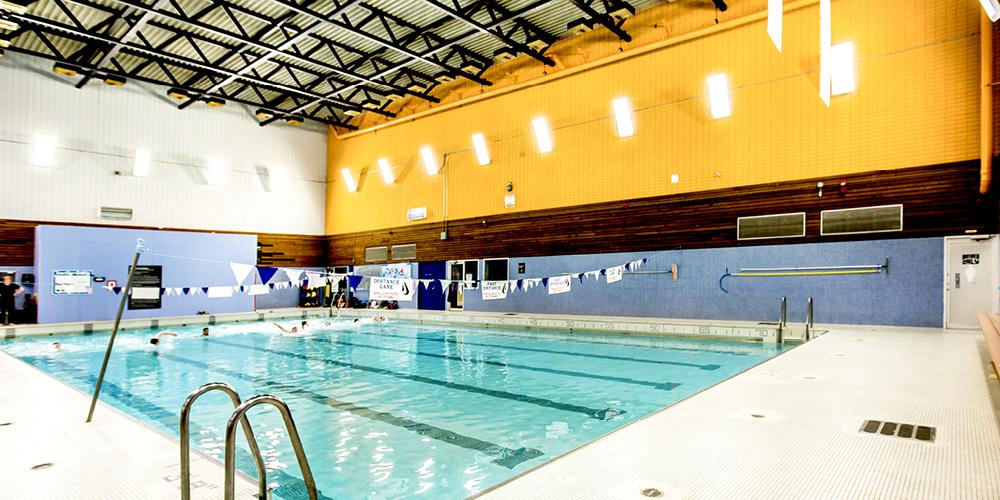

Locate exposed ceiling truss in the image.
[0,0,666,129]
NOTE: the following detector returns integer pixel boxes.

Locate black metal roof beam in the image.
[278,0,560,119]
[12,12,373,114]
[569,0,631,42]
[417,0,553,65]
[1,34,357,131]
[262,0,491,86]
[76,0,172,88]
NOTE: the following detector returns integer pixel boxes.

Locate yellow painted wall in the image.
[327,0,982,235]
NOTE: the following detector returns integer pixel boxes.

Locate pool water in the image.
[1,319,785,499]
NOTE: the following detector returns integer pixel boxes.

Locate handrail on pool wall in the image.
[225,394,319,500]
[180,382,268,500]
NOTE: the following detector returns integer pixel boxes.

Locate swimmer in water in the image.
[150,331,178,345]
[52,342,61,349]
[201,327,209,336]
[273,322,298,334]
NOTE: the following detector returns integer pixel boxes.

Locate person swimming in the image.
[150,331,178,345]
[201,327,209,336]
[273,322,298,334]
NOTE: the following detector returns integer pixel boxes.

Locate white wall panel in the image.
[0,52,327,235]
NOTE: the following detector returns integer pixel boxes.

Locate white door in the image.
[945,236,999,329]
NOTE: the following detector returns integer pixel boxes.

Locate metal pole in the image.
[777,296,786,344]
[806,297,813,340]
[86,239,144,423]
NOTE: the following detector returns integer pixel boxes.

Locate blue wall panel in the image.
[35,225,256,324]
[462,238,944,328]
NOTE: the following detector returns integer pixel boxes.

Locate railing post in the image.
[806,297,813,340]
[777,296,786,343]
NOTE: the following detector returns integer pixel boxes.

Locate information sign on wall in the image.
[128,265,162,310]
[53,270,92,294]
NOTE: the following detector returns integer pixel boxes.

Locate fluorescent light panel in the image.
[207,159,224,185]
[830,41,856,95]
[269,167,284,192]
[819,0,831,106]
[377,158,394,184]
[707,74,731,119]
[341,168,357,192]
[133,148,150,177]
[981,0,1000,22]
[420,147,438,175]
[767,0,782,51]
[33,133,55,167]
[612,97,634,137]
[471,133,490,165]
[532,117,553,153]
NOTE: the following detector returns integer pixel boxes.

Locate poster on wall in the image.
[369,277,414,301]
[381,264,412,279]
[606,266,624,283]
[548,276,572,294]
[53,270,92,294]
[482,281,508,300]
[128,265,162,310]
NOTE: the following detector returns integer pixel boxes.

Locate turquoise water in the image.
[1,319,785,499]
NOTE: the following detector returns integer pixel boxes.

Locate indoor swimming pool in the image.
[0,319,786,499]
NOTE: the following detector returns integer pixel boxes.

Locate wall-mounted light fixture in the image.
[207,159,224,185]
[33,133,55,167]
[377,158,395,184]
[612,97,634,137]
[341,168,357,192]
[472,133,490,165]
[133,148,150,177]
[420,147,439,175]
[532,117,553,153]
[980,0,1000,21]
[707,73,731,119]
[830,41,856,95]
[269,167,284,192]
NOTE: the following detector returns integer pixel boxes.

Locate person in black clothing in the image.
[0,275,24,326]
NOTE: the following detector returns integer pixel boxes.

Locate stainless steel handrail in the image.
[778,296,786,343]
[805,297,814,340]
[225,394,318,500]
[180,382,268,500]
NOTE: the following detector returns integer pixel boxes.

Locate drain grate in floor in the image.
[861,420,936,443]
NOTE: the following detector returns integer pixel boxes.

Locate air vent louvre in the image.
[737,212,805,240]
[391,244,416,260]
[99,206,133,220]
[365,246,387,262]
[821,205,902,235]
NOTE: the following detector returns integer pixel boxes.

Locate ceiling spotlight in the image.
[361,99,380,109]
[167,88,189,100]
[608,2,635,22]
[525,34,553,52]
[102,74,126,86]
[567,18,594,35]
[494,47,517,62]
[204,97,225,107]
[0,19,18,31]
[343,109,361,117]
[255,108,274,120]
[285,116,303,125]
[385,91,404,101]
[1,1,29,15]
[460,60,484,74]
[0,38,11,48]
[53,63,81,76]
[712,0,728,11]
[435,71,456,84]
[407,82,426,93]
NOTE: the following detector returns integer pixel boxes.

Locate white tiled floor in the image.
[0,352,259,500]
[2,318,999,500]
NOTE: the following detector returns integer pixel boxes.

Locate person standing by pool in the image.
[0,275,24,325]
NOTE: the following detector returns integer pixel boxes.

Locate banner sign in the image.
[53,270,92,295]
[128,265,162,310]
[382,264,412,279]
[548,276,572,294]
[607,265,624,283]
[482,280,509,300]
[370,277,414,301]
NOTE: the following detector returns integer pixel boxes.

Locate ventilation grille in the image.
[365,246,387,262]
[391,244,416,260]
[822,205,902,235]
[737,212,805,240]
[860,420,936,443]
[99,206,133,220]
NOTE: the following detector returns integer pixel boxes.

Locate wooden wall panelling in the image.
[325,161,997,265]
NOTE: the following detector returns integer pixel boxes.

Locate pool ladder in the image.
[179,382,319,500]
[777,296,814,343]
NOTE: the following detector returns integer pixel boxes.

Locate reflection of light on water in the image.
[364,432,388,439]
[369,462,394,482]
[416,458,434,479]
[335,432,352,447]
[415,482,434,494]
[545,421,569,439]
[463,476,486,494]
[375,445,393,452]
[464,465,482,474]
